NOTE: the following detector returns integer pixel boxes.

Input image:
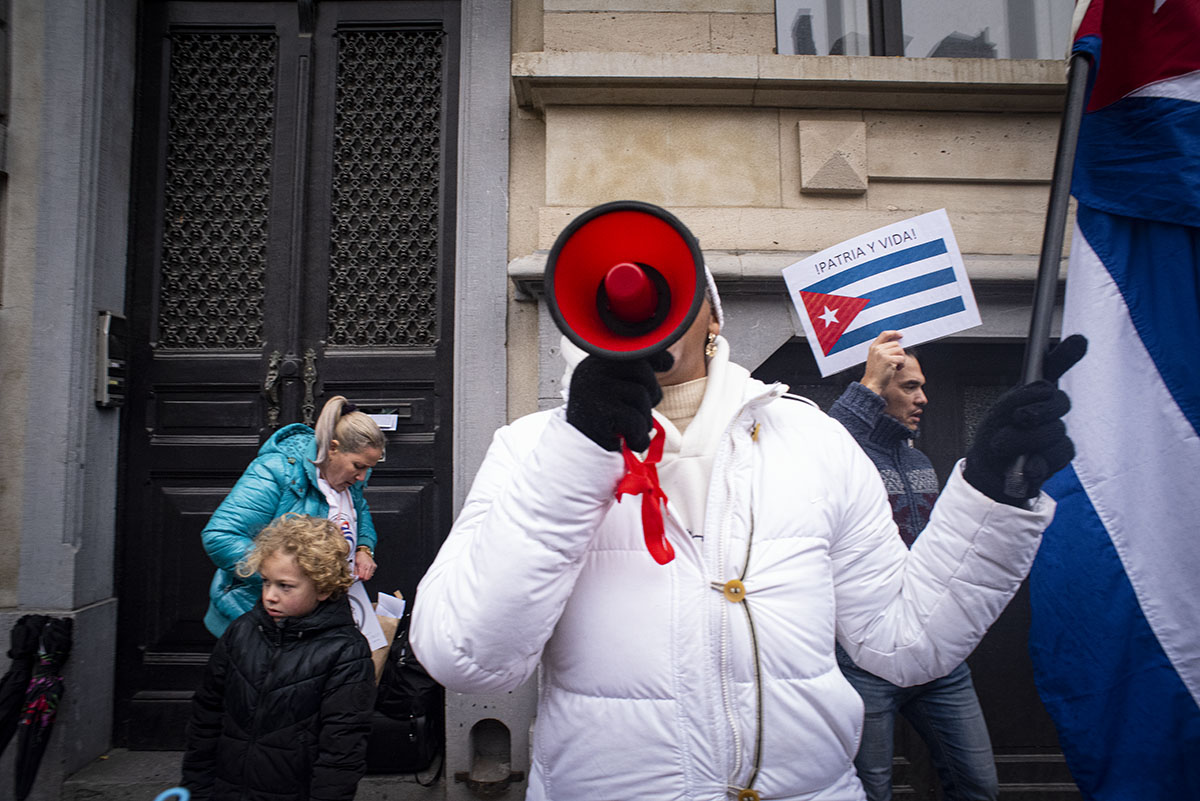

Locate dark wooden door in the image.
[116,0,459,749]
[753,340,1080,799]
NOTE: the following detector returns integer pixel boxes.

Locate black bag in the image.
[366,613,444,779]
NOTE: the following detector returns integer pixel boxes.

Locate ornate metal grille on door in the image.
[329,29,443,348]
[159,33,275,350]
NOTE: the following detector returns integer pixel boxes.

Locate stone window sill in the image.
[512,52,1068,114]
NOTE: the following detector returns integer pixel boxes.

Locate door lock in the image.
[263,352,307,429]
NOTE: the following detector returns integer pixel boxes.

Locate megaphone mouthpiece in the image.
[604,263,658,324]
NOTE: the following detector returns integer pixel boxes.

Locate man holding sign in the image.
[829,331,997,801]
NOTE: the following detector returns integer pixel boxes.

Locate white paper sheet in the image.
[345,580,388,651]
[782,209,981,376]
[375,592,406,619]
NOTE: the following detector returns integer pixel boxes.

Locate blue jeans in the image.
[837,646,998,801]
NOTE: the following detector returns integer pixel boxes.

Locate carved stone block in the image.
[798,120,868,195]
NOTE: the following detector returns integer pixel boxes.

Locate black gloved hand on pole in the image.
[964,334,1087,505]
[566,351,674,453]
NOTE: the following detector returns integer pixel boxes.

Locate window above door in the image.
[776,0,1073,59]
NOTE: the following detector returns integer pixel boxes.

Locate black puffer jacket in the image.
[181,597,375,801]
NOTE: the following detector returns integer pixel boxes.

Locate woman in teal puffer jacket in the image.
[201,396,385,637]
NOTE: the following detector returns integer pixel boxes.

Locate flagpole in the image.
[1004,51,1092,499]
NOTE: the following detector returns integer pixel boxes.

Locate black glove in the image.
[964,334,1088,505]
[566,351,674,452]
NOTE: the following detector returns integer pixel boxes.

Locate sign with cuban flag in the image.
[781,209,980,376]
[1029,1,1200,799]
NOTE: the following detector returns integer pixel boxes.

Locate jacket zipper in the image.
[678,382,782,798]
[714,424,743,783]
[724,427,766,798]
[710,405,772,796]
[246,625,284,787]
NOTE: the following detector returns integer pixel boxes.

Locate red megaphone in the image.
[545,201,706,361]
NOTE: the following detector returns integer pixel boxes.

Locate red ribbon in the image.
[615,419,675,565]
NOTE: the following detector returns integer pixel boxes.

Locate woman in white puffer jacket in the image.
[411,289,1070,801]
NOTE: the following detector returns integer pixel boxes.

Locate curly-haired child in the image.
[181,514,376,801]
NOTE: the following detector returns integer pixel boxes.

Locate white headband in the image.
[704,266,724,328]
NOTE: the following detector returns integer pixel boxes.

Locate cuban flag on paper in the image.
[1028,1,1200,798]
[782,209,981,376]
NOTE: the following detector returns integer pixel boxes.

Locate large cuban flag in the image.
[1028,1,1200,798]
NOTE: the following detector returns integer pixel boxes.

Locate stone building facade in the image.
[0,1,1074,799]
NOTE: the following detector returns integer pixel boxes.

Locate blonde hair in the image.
[313,395,385,467]
[237,515,355,598]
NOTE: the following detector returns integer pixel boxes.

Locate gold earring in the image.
[705,332,717,358]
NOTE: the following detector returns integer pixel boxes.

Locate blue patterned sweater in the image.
[828,382,940,548]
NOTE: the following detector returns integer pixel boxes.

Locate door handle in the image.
[264,351,304,429]
[302,348,318,427]
[264,351,282,429]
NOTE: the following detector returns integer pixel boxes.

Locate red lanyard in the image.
[615,419,675,565]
